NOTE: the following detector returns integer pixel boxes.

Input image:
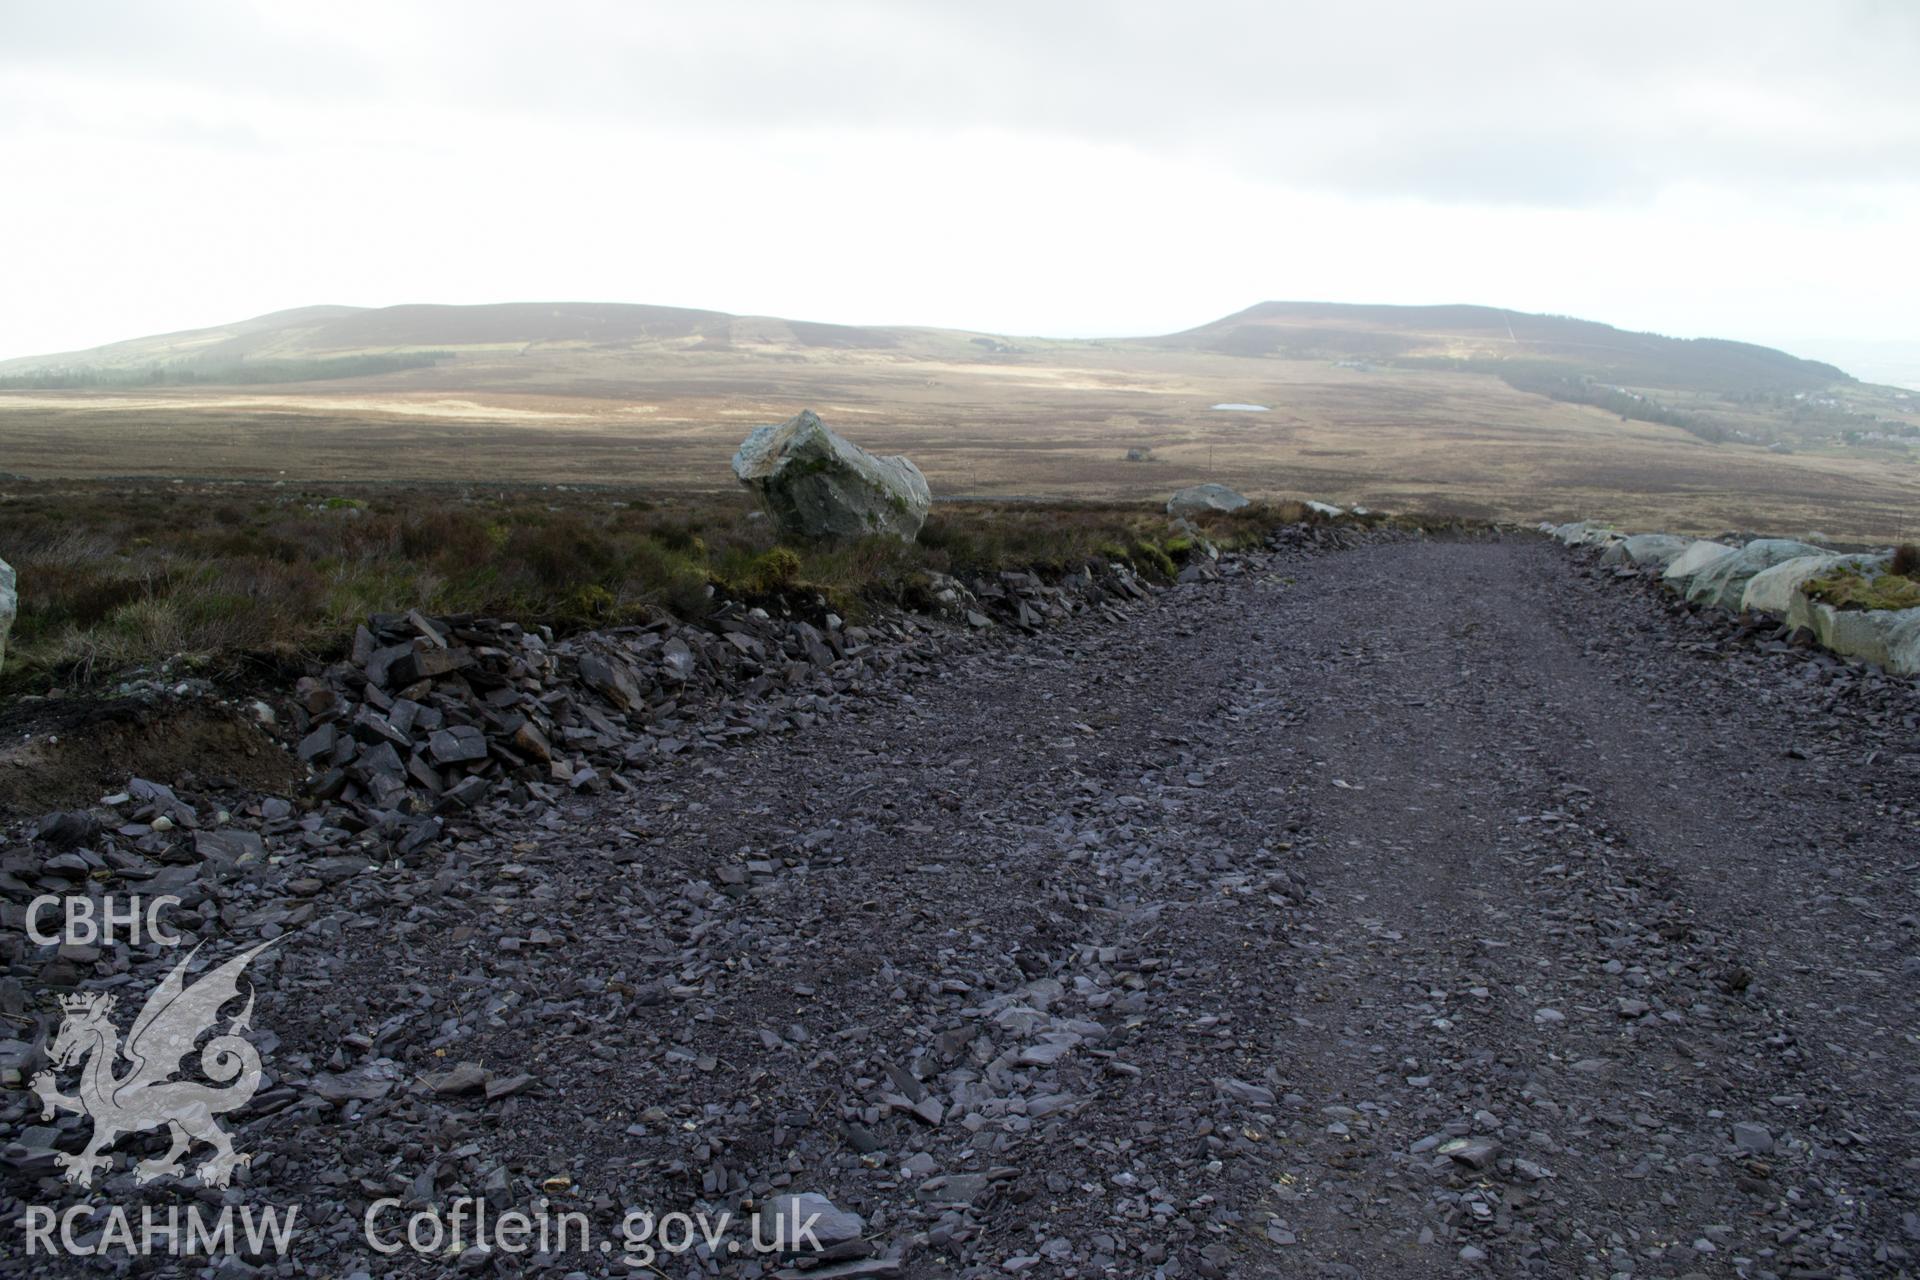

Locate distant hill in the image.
[1156,301,1849,394]
[1,298,1912,542]
[0,305,370,373]
[0,301,974,393]
[0,303,748,372]
[0,299,1853,397]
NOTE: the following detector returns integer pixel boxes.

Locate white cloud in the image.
[0,0,1915,361]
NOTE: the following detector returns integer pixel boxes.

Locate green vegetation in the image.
[1803,565,1920,613]
[1497,371,1726,443]
[1128,540,1177,578]
[1397,360,1729,442]
[0,481,1306,693]
[0,351,451,390]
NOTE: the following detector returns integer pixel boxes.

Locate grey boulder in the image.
[1613,533,1693,569]
[1661,540,1738,589]
[1741,552,1887,617]
[1167,484,1249,516]
[1551,520,1615,548]
[757,1193,866,1251]
[732,410,930,542]
[1684,539,1828,611]
[1787,599,1920,676]
[0,556,13,674]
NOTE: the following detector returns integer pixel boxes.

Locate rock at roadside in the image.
[1552,520,1614,548]
[0,556,13,674]
[1661,539,1738,589]
[756,1193,866,1251]
[1167,484,1248,516]
[1613,533,1693,569]
[732,410,930,542]
[1684,538,1827,611]
[1787,599,1920,675]
[1742,552,1887,617]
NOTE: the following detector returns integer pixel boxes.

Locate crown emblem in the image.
[59,992,114,1016]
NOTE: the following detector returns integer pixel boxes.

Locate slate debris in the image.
[0,522,1411,1277]
[25,526,1913,1277]
[293,560,1198,832]
[282,544,1290,849]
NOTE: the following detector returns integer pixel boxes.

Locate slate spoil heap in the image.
[288,553,1202,849]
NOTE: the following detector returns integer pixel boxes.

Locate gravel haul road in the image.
[10,536,1919,1279]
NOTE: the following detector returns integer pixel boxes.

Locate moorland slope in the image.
[1,300,1915,539]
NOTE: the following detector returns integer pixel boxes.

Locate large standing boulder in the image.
[1684,539,1828,611]
[1741,552,1888,617]
[1167,484,1248,516]
[731,410,930,542]
[1661,540,1738,589]
[0,557,13,675]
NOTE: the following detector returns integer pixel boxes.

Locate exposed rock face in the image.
[1741,552,1887,617]
[1684,538,1827,611]
[732,410,930,542]
[1166,483,1248,516]
[0,557,12,674]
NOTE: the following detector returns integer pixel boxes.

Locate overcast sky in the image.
[3,0,1917,377]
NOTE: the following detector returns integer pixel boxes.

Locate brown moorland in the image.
[2,300,1915,541]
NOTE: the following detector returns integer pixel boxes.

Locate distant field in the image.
[4,301,1917,542]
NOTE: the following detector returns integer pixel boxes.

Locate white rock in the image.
[1741,552,1887,617]
[1552,520,1618,549]
[1661,540,1738,588]
[1684,539,1828,611]
[1551,520,1595,545]
[1787,599,1920,675]
[1615,534,1694,569]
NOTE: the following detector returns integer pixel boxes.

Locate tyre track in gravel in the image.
[1245,538,1919,1278]
[52,534,1915,1280]
[379,536,1913,1278]
[243,551,1334,1277]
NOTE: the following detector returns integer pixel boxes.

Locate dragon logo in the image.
[30,939,278,1189]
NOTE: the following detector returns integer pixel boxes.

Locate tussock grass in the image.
[0,483,1308,693]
